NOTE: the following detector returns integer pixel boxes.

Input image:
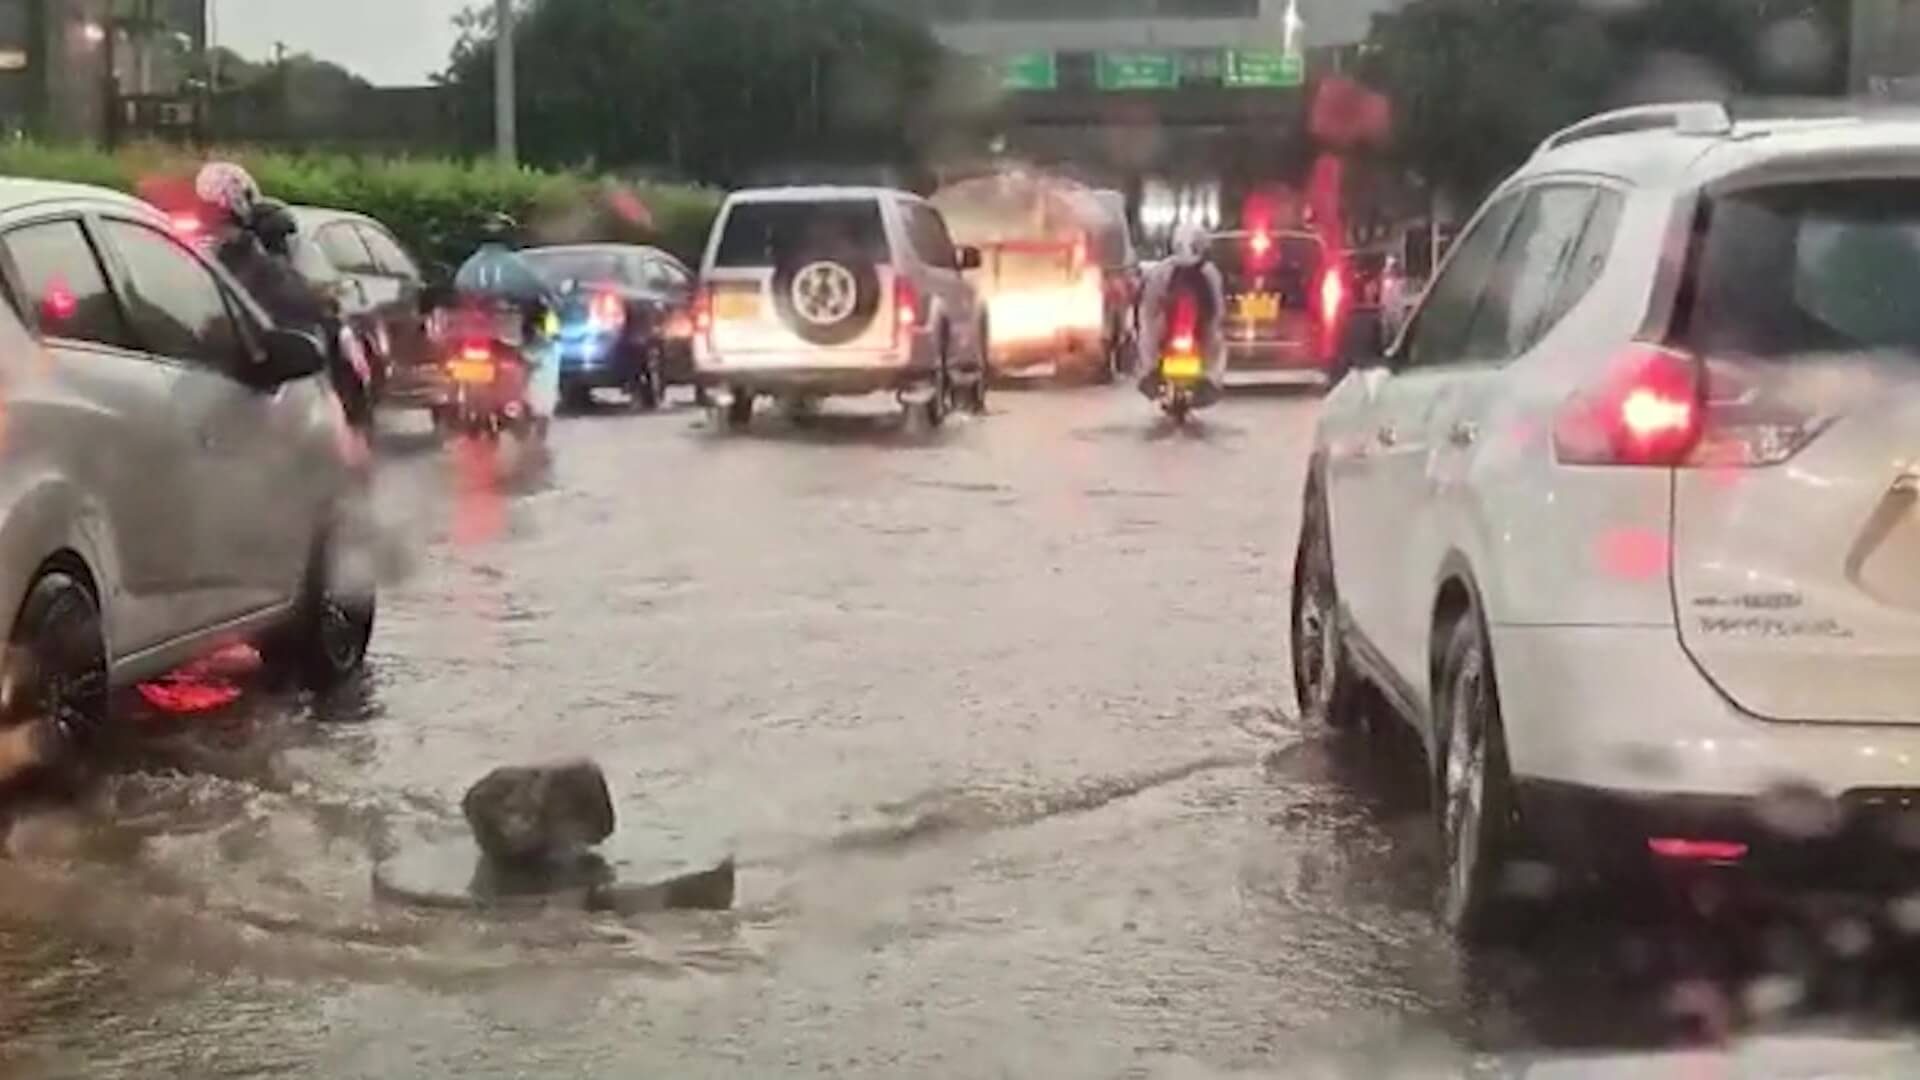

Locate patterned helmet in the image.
[193,161,262,224]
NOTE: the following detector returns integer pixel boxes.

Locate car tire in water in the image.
[1434,605,1525,942]
[771,252,880,348]
[263,517,376,692]
[1290,472,1365,730]
[919,336,951,430]
[1,569,107,765]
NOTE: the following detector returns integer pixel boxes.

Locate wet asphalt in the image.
[1,383,1919,1077]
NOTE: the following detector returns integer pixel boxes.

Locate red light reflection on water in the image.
[136,643,260,714]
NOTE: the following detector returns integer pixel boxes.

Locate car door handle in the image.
[1376,424,1399,447]
[1448,420,1478,448]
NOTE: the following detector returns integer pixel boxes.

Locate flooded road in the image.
[3,386,1920,1077]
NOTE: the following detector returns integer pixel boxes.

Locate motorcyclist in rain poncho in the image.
[452,213,561,420]
[1137,222,1227,405]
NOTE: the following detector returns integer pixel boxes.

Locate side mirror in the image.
[957,246,983,272]
[253,327,327,387]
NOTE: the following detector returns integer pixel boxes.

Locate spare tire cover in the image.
[772,248,881,347]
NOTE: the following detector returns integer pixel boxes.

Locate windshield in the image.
[6,0,1913,1075]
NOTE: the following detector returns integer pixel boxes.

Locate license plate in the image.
[1161,354,1203,380]
[714,289,761,321]
[449,359,496,385]
[1236,293,1280,322]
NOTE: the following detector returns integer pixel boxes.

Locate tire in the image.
[1434,607,1523,942]
[0,570,107,763]
[920,337,951,429]
[725,391,755,430]
[1290,474,1365,730]
[771,252,881,347]
[262,521,377,692]
[630,346,663,412]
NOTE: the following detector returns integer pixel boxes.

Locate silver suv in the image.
[693,187,988,429]
[0,178,375,759]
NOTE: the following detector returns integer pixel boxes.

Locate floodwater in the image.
[0,386,1918,1077]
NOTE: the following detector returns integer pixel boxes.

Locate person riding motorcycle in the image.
[194,162,374,433]
[451,212,560,423]
[1137,222,1226,407]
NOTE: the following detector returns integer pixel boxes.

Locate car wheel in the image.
[921,338,951,429]
[263,520,377,692]
[0,570,107,764]
[1290,474,1364,730]
[1434,607,1522,941]
[725,391,755,430]
[631,347,663,412]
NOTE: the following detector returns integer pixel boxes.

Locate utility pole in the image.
[494,0,516,166]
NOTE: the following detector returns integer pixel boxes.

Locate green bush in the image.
[0,142,723,272]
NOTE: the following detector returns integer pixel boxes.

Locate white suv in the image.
[694,187,988,428]
[0,178,374,760]
[1293,103,1920,934]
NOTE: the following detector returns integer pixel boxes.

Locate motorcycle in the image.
[1156,332,1207,424]
[430,303,550,441]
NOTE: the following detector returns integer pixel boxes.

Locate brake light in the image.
[589,290,626,331]
[1318,267,1346,327]
[1168,333,1196,355]
[459,342,493,364]
[692,286,714,339]
[1553,345,1702,466]
[1648,837,1748,862]
[168,212,202,238]
[894,277,920,345]
[1249,231,1273,259]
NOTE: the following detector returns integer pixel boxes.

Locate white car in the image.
[0,178,374,757]
[1293,102,1920,935]
[693,186,988,428]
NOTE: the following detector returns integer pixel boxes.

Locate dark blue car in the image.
[520,244,699,412]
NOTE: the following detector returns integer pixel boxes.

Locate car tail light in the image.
[459,341,493,364]
[1648,837,1747,862]
[894,277,921,346]
[1249,231,1274,259]
[589,290,626,331]
[1553,344,1704,466]
[692,285,714,341]
[1168,333,1196,356]
[1318,267,1346,328]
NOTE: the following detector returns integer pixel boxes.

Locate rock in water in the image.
[461,760,615,864]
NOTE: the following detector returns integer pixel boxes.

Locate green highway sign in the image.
[998,51,1058,92]
[1224,49,1305,88]
[1097,51,1178,91]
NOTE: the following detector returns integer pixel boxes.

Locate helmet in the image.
[194,161,261,226]
[479,211,519,243]
[1170,222,1209,267]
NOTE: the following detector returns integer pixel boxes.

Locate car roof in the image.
[0,177,156,218]
[726,186,917,205]
[288,204,379,230]
[522,242,682,262]
[1521,105,1920,192]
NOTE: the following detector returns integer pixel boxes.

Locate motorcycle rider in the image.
[452,212,560,424]
[1137,221,1226,407]
[193,162,375,434]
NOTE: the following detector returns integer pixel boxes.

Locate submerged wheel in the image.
[1290,473,1365,730]
[262,520,377,692]
[1434,606,1523,941]
[0,570,107,768]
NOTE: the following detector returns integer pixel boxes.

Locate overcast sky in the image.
[212,0,470,86]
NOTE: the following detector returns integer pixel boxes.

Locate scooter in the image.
[1155,333,1207,424]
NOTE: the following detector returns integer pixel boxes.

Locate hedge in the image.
[0,142,724,274]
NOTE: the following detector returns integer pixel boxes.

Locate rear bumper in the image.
[697,355,936,396]
[1493,623,1920,872]
[1225,338,1324,372]
[991,329,1102,374]
[1518,780,1920,885]
[380,363,451,410]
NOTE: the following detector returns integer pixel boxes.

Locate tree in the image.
[1362,0,1850,207]
[438,0,953,185]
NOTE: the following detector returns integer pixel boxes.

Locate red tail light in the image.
[1166,289,1198,353]
[1249,231,1274,259]
[1553,344,1703,466]
[459,341,493,363]
[894,277,921,346]
[692,286,714,340]
[1318,267,1346,328]
[1168,333,1196,355]
[589,289,626,330]
[1648,837,1747,862]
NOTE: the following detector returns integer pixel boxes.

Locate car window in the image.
[1536,189,1623,342]
[1399,192,1524,369]
[714,200,890,268]
[1,219,137,351]
[631,256,671,290]
[906,203,960,269]
[654,258,691,290]
[317,223,377,274]
[101,220,248,370]
[357,224,419,279]
[1690,179,1920,360]
[1457,184,1598,362]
